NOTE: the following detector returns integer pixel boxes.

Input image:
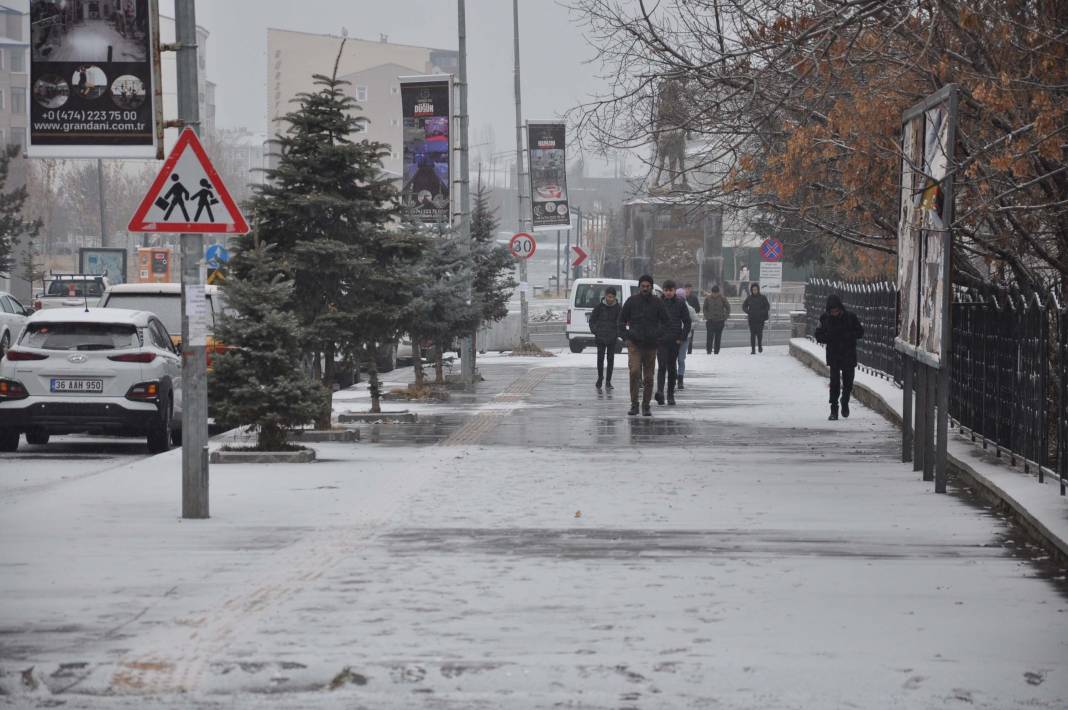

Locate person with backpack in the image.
[742,283,770,353]
[814,293,865,420]
[620,275,670,416]
[588,287,622,391]
[702,284,730,354]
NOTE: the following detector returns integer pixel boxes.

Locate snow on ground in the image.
[1,346,1066,708]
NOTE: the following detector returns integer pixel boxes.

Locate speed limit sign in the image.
[510,232,537,259]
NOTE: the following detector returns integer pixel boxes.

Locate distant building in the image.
[0,3,28,299]
[158,14,214,140]
[266,28,457,177]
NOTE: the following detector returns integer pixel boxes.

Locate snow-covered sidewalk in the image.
[1,346,1066,708]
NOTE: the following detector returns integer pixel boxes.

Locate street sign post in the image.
[760,238,784,261]
[510,232,537,259]
[571,245,588,268]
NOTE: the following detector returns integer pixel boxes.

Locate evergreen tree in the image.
[0,146,41,279]
[470,184,517,328]
[244,43,398,426]
[210,237,325,451]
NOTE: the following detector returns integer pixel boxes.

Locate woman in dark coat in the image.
[588,287,622,390]
[814,293,865,420]
[742,283,771,354]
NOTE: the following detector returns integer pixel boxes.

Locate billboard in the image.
[399,76,451,223]
[896,85,958,369]
[29,0,160,158]
[527,122,570,229]
[80,247,128,284]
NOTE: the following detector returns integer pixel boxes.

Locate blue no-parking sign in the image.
[760,238,784,261]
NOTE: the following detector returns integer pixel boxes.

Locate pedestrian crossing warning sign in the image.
[128,128,250,235]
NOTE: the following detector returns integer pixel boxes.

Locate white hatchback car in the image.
[0,308,182,453]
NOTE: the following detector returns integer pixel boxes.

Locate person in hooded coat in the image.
[742,283,771,353]
[588,287,622,391]
[814,293,865,420]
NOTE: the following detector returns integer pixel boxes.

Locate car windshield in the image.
[574,284,619,309]
[21,322,140,351]
[46,280,104,298]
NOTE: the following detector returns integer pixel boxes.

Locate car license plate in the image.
[50,379,104,393]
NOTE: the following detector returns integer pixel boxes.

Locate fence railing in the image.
[804,278,1066,495]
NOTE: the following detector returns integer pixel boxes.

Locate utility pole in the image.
[457,0,475,384]
[96,159,107,248]
[176,0,208,519]
[513,0,530,345]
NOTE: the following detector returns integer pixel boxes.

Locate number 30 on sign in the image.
[510,232,537,259]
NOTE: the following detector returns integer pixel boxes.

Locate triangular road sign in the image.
[129,128,250,234]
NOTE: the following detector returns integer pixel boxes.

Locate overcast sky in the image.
[185,0,620,171]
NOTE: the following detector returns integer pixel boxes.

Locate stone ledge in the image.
[209,448,316,464]
[289,429,360,442]
[338,411,417,424]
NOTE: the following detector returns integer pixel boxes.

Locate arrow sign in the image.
[128,128,250,234]
[571,245,589,268]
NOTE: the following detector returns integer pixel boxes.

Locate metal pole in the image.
[176,0,208,519]
[573,206,582,280]
[914,363,926,473]
[556,230,561,298]
[923,365,936,482]
[96,159,107,248]
[565,222,571,296]
[935,370,948,493]
[902,354,913,462]
[457,0,475,384]
[513,0,530,345]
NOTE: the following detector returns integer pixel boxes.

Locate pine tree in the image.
[244,41,398,426]
[209,237,325,451]
[470,184,517,329]
[0,146,41,279]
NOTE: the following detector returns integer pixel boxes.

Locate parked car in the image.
[34,274,110,311]
[0,291,33,357]
[565,278,661,354]
[0,308,182,453]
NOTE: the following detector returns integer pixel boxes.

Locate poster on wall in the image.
[527,122,570,229]
[399,76,451,223]
[79,247,128,284]
[29,0,160,158]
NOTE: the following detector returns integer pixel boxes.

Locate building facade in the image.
[0,4,27,298]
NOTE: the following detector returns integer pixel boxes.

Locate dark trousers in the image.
[749,320,764,352]
[705,321,725,354]
[628,344,657,405]
[656,340,680,395]
[830,365,856,405]
[596,340,615,383]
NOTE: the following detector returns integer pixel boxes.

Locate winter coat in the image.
[742,293,770,323]
[659,295,693,343]
[703,293,731,323]
[685,292,701,314]
[619,291,670,347]
[814,300,865,368]
[588,299,622,345]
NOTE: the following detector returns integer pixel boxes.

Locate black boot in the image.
[595,377,603,390]
[605,380,614,390]
[677,375,684,390]
[667,392,676,406]
[841,398,850,418]
[654,391,665,405]
[628,403,639,416]
[828,403,839,421]
[642,404,652,416]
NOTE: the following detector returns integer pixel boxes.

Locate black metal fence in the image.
[805,278,1066,495]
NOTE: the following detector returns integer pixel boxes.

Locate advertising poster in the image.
[29,0,159,158]
[527,122,570,228]
[897,116,922,350]
[400,76,451,223]
[79,247,128,284]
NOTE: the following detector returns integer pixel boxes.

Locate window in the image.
[22,322,140,351]
[12,90,24,115]
[10,49,24,73]
[46,279,105,298]
[0,49,5,70]
[354,120,368,134]
[0,89,5,111]
[148,320,171,350]
[0,296,14,314]
[355,86,368,102]
[7,295,25,314]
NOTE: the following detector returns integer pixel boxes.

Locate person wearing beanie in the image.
[742,282,771,353]
[702,284,731,354]
[619,274,670,416]
[814,293,865,420]
[654,279,691,406]
[588,286,622,391]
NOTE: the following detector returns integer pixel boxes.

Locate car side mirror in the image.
[23,306,35,316]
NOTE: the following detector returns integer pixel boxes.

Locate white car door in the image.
[149,318,183,418]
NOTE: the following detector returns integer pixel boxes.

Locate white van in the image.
[566,278,661,353]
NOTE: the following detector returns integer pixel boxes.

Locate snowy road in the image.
[1,347,1066,708]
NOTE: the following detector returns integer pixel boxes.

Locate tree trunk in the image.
[434,343,445,384]
[258,423,288,451]
[367,345,382,413]
[318,344,334,430]
[413,340,425,388]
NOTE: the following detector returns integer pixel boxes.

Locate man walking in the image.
[620,275,669,416]
[814,293,864,420]
[703,284,730,354]
[654,280,692,406]
[588,287,622,391]
[682,283,700,354]
[742,283,770,353]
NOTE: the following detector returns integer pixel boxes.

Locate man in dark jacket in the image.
[654,280,692,406]
[814,293,865,420]
[702,284,730,354]
[742,283,771,353]
[682,283,700,354]
[588,287,621,391]
[620,274,670,416]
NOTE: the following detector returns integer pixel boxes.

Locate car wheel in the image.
[569,341,584,354]
[147,401,172,454]
[25,429,50,446]
[0,331,9,358]
[0,429,18,452]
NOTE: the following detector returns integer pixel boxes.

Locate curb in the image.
[789,341,1068,567]
[209,448,316,464]
[289,429,360,443]
[338,412,417,424]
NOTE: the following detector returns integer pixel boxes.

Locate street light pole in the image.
[457,0,475,384]
[176,0,208,519]
[513,0,530,345]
